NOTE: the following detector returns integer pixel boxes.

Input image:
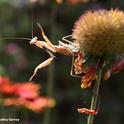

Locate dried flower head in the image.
[73,9,124,55]
[72,9,124,89]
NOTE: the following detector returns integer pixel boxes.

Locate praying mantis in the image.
[28,23,80,81]
[0,22,80,81]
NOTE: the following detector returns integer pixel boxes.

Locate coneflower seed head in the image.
[72,9,124,55]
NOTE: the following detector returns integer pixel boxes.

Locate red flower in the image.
[0,76,10,85]
[0,76,55,112]
[67,0,81,5]
[104,58,124,80]
[24,97,55,112]
[56,0,95,5]
[0,76,40,98]
[112,59,124,73]
[0,76,16,95]
[4,97,55,112]
[78,108,98,115]
[15,83,40,99]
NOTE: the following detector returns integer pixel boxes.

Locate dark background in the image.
[0,0,124,124]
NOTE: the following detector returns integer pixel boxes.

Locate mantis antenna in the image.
[70,55,82,78]
[0,37,31,41]
[31,7,34,39]
[0,8,35,42]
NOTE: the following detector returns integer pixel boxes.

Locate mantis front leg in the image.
[29,57,54,81]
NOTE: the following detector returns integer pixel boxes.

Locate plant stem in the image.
[87,68,103,124]
[43,63,55,124]
[43,3,57,124]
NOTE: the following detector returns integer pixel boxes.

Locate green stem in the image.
[87,68,103,124]
[43,3,57,124]
[43,63,55,124]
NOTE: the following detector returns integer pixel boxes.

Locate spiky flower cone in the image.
[72,9,124,89]
[73,9,124,55]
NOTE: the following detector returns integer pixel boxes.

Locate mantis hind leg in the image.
[29,49,55,81]
[62,35,81,78]
[70,55,82,78]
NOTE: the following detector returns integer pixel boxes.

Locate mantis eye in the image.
[34,37,38,40]
[30,37,38,44]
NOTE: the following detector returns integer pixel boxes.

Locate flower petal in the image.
[78,108,97,115]
[81,67,97,88]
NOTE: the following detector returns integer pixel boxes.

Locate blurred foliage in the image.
[0,0,124,124]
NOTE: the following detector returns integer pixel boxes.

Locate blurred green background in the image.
[0,0,124,124]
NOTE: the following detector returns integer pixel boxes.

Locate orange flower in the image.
[56,0,92,5]
[74,52,86,74]
[111,58,124,73]
[0,76,10,85]
[24,97,55,112]
[3,98,25,106]
[67,0,81,5]
[0,76,40,98]
[67,0,89,5]
[15,83,40,99]
[73,53,97,89]
[4,97,55,112]
[0,83,16,95]
[104,58,124,80]
[78,108,98,115]
[0,76,16,95]
[81,67,97,88]
[0,76,55,112]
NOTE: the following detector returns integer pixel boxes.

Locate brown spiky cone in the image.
[73,9,124,56]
